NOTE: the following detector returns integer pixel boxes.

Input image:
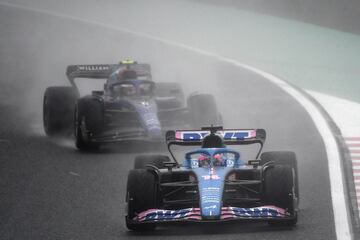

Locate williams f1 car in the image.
[125,126,299,231]
[43,61,222,150]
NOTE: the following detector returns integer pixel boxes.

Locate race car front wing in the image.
[131,205,292,223]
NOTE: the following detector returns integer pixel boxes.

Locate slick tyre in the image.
[260,151,299,203]
[43,87,78,136]
[126,169,157,231]
[187,94,220,129]
[134,155,170,169]
[74,98,102,151]
[264,165,297,227]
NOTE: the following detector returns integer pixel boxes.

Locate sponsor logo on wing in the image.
[77,65,110,71]
[180,131,209,140]
[178,130,257,141]
[223,131,253,140]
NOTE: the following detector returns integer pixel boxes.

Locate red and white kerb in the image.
[344,136,360,217]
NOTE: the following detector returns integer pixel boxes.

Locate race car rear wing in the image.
[66,63,151,89]
[166,126,266,161]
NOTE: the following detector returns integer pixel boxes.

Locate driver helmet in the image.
[117,69,137,81]
[201,134,225,148]
[198,154,211,167]
[213,153,225,166]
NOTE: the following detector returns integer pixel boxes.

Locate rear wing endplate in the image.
[166,128,266,145]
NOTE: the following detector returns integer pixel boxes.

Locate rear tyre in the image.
[260,151,299,204]
[74,97,103,151]
[264,165,297,227]
[187,93,220,129]
[126,169,157,231]
[43,86,78,136]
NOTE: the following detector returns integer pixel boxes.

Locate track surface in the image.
[0,2,336,240]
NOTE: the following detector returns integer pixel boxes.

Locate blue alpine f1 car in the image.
[43,61,222,150]
[126,126,299,231]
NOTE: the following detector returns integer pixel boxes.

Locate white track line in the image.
[235,67,352,240]
[0,1,352,239]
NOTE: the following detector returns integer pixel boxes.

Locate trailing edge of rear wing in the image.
[165,127,266,162]
[67,64,115,81]
[166,128,266,146]
[65,63,151,88]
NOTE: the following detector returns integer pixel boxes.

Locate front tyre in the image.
[260,151,299,204]
[264,165,297,227]
[74,98,102,151]
[126,169,157,231]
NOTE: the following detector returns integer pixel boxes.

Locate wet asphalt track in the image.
[0,3,337,240]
